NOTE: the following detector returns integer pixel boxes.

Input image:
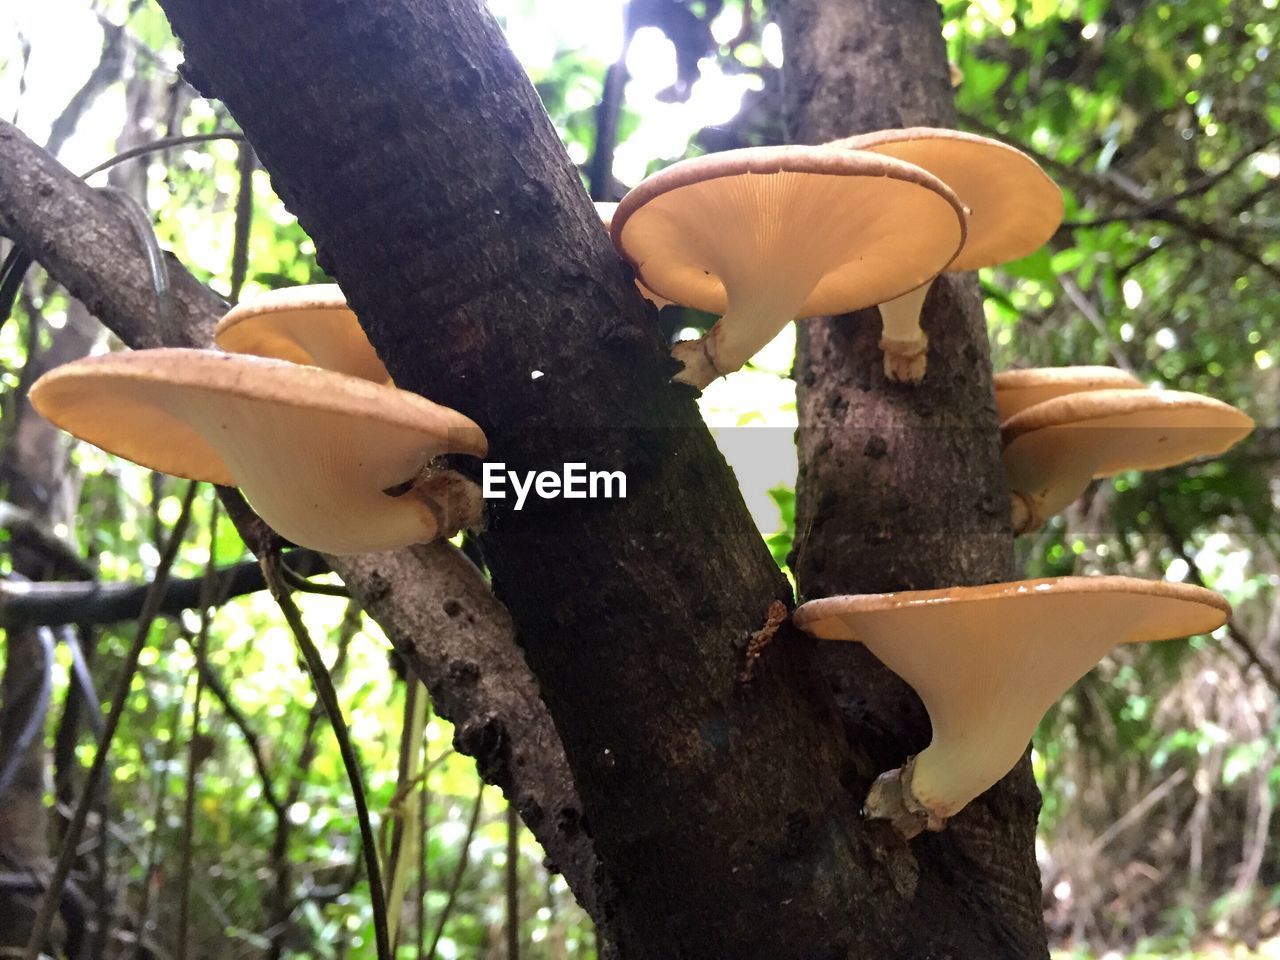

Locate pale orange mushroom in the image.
[994,365,1143,423]
[830,128,1063,382]
[215,284,390,383]
[611,145,966,390]
[793,576,1230,838]
[594,202,673,309]
[1003,388,1254,533]
[31,350,486,554]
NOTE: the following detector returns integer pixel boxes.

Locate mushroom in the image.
[994,365,1143,423]
[829,128,1063,382]
[215,284,390,383]
[594,202,673,308]
[30,349,487,554]
[610,145,967,390]
[792,576,1231,838]
[1003,388,1254,533]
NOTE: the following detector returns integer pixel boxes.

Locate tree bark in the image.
[776,0,1049,956]
[145,2,915,956]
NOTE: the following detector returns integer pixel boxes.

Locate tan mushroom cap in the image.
[613,145,965,318]
[593,202,673,308]
[793,576,1230,826]
[994,365,1144,423]
[611,145,966,387]
[30,350,487,555]
[1003,388,1254,530]
[834,128,1063,272]
[215,284,390,383]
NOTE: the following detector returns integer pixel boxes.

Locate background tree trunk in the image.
[777,0,1050,956]
[0,301,96,951]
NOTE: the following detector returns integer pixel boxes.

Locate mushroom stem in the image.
[670,270,822,390]
[877,282,933,383]
[863,756,947,840]
[1009,490,1036,535]
[408,462,486,537]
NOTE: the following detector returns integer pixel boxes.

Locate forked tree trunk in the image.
[777,0,1050,955]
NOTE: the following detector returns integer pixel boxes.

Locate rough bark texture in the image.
[777,0,1050,956]
[0,119,619,951]
[147,2,900,957]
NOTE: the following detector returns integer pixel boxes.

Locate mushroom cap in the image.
[833,128,1063,273]
[1003,388,1253,530]
[1004,386,1253,479]
[993,365,1144,422]
[215,284,390,383]
[794,576,1230,817]
[610,145,966,318]
[30,349,486,554]
[594,202,673,309]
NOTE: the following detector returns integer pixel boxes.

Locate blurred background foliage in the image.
[0,0,1277,957]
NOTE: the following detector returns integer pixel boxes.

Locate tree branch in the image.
[0,550,324,629]
[44,15,129,158]
[960,113,1280,285]
[0,501,94,580]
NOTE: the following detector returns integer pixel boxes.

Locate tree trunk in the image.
[776,0,1050,955]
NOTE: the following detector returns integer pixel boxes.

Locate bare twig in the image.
[197,659,286,819]
[260,553,392,960]
[79,131,247,180]
[588,3,634,200]
[1151,501,1280,697]
[44,16,129,158]
[426,783,485,960]
[1061,133,1280,228]
[961,112,1280,285]
[506,802,520,960]
[177,502,220,960]
[229,144,255,302]
[0,501,95,579]
[1056,275,1134,374]
[0,549,326,628]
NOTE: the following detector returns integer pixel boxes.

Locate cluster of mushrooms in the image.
[31,287,488,555]
[603,128,1253,838]
[32,127,1255,840]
